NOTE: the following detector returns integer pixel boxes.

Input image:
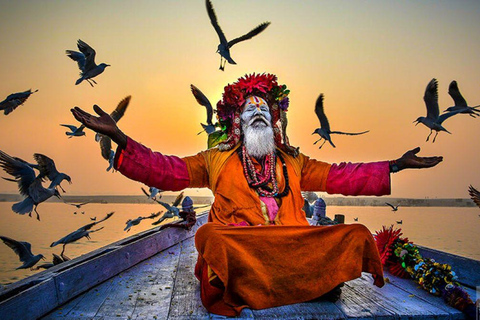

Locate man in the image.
[71,73,442,316]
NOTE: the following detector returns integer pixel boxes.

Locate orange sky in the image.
[0,0,479,198]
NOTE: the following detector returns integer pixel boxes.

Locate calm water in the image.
[0,202,479,285]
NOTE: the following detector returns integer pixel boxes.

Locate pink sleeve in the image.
[326,161,391,196]
[114,137,190,191]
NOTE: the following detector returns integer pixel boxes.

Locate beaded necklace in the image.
[239,145,290,198]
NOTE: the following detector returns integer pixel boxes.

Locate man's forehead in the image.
[244,96,268,108]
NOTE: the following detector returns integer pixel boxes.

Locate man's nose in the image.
[253,106,262,115]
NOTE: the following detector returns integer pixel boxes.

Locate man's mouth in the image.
[249,116,268,126]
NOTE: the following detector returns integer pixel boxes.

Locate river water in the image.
[0,202,478,285]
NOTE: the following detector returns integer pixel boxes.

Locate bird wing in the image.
[330,130,370,135]
[33,153,59,181]
[191,85,213,125]
[0,236,34,263]
[28,177,54,203]
[52,253,64,265]
[228,22,271,48]
[468,185,480,208]
[141,187,151,198]
[423,78,439,120]
[77,39,97,70]
[437,110,460,125]
[172,192,184,207]
[206,0,228,45]
[0,150,36,196]
[0,90,37,115]
[154,199,172,211]
[385,202,395,209]
[60,124,78,132]
[80,211,114,231]
[314,93,330,131]
[110,96,131,122]
[99,135,112,161]
[448,81,467,107]
[65,50,86,72]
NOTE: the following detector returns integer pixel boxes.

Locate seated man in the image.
[71,73,442,316]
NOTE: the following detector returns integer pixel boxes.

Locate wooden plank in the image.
[341,273,454,319]
[418,245,480,289]
[0,278,58,320]
[168,237,209,319]
[383,270,466,319]
[252,302,345,319]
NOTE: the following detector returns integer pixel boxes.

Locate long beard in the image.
[242,123,275,158]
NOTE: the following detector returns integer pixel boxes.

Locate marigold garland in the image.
[374,225,476,319]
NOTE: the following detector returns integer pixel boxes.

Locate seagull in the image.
[0,150,61,220]
[190,84,215,134]
[312,93,369,148]
[468,185,480,209]
[414,78,460,143]
[206,0,270,71]
[51,212,114,256]
[94,96,131,171]
[444,80,480,117]
[32,253,70,270]
[385,202,400,212]
[0,89,39,115]
[66,39,110,87]
[60,124,86,138]
[353,217,358,221]
[34,153,71,193]
[152,192,184,225]
[124,212,161,232]
[0,236,45,270]
[141,187,162,201]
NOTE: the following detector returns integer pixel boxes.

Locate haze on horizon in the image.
[0,0,479,199]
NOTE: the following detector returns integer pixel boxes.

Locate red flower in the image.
[223,84,245,108]
[374,225,403,266]
[236,73,277,94]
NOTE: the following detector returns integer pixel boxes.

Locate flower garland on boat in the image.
[374,225,477,319]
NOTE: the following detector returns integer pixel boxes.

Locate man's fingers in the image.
[93,104,107,116]
[410,147,421,155]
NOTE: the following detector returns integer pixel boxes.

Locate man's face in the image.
[241,96,272,129]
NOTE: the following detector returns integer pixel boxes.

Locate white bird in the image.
[60,124,86,138]
[190,84,215,134]
[51,212,114,256]
[124,212,161,232]
[414,78,460,143]
[141,186,163,201]
[66,39,110,87]
[152,192,184,225]
[0,89,38,115]
[0,236,45,270]
[0,150,61,220]
[444,80,480,117]
[34,153,72,192]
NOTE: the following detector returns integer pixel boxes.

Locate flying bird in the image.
[385,202,400,212]
[51,212,114,256]
[66,39,110,86]
[32,253,70,270]
[94,96,131,171]
[67,201,91,209]
[152,192,184,225]
[0,236,45,270]
[0,89,38,115]
[206,0,270,71]
[60,124,86,138]
[414,78,460,143]
[396,220,403,224]
[141,187,162,201]
[124,212,161,232]
[468,185,480,209]
[34,153,71,193]
[190,84,215,134]
[0,150,61,220]
[312,93,369,148]
[444,80,480,117]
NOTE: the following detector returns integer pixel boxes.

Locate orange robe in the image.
[116,138,389,316]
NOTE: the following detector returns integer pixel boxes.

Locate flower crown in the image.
[216,73,290,121]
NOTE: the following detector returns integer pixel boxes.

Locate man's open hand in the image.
[396,147,443,171]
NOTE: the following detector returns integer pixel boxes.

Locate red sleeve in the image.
[326,161,391,196]
[114,136,190,191]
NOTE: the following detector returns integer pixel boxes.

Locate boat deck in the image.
[1,212,478,319]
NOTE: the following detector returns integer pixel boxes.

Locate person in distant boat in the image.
[71,73,442,317]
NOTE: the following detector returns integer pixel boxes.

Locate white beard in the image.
[242,123,275,158]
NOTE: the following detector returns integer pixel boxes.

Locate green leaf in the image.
[208,131,228,149]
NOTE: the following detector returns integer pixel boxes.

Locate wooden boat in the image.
[0,211,478,319]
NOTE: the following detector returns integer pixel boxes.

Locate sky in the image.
[0,0,479,199]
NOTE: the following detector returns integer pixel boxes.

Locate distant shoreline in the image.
[0,194,476,207]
